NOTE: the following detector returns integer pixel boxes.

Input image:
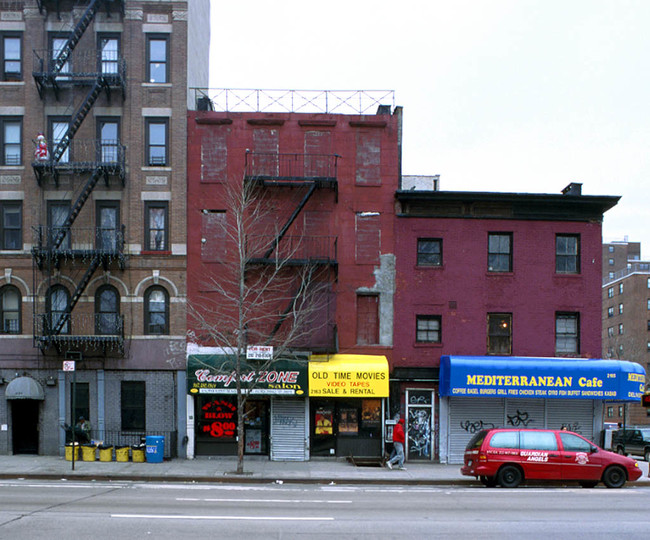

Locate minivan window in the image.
[489,431,518,449]
[466,430,487,450]
[560,433,591,452]
[520,431,557,451]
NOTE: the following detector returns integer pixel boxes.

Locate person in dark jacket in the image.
[386,418,406,470]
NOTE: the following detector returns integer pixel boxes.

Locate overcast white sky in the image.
[209,0,650,255]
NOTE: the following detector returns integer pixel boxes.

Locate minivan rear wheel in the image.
[498,465,523,488]
[644,448,650,462]
[616,445,626,455]
[602,466,626,489]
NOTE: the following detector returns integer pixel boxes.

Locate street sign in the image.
[246,345,273,360]
[63,361,75,372]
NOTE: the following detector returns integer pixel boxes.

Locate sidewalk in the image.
[0,455,648,486]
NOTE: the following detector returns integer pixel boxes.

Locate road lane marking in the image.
[176,497,351,504]
[112,514,333,521]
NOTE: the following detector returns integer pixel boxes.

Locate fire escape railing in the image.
[31,0,127,357]
[247,235,337,265]
[32,225,127,268]
[244,152,338,184]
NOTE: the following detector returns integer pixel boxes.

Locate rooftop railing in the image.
[603,262,650,285]
[192,88,395,115]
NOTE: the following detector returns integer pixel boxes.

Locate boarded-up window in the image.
[355,212,380,264]
[201,210,226,262]
[357,294,379,345]
[304,211,332,261]
[201,129,227,182]
[304,131,332,177]
[252,129,279,176]
[355,131,381,185]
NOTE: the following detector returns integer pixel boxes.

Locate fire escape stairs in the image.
[50,255,102,336]
[267,291,300,343]
[50,167,105,250]
[51,80,105,166]
[51,0,102,74]
[262,182,318,259]
[34,0,125,355]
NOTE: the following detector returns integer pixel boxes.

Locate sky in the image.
[209,0,650,255]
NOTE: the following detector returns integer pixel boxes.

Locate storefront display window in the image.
[362,399,381,425]
[315,407,333,435]
[197,397,237,441]
[339,408,358,434]
[311,399,383,456]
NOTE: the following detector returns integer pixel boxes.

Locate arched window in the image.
[47,285,70,334]
[144,286,168,335]
[0,285,20,334]
[95,285,120,335]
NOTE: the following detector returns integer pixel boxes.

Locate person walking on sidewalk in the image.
[386,418,406,470]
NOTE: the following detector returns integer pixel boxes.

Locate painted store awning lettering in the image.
[439,356,646,402]
[309,354,389,398]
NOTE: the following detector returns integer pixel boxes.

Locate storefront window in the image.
[311,399,382,456]
[314,406,333,435]
[339,408,358,435]
[197,398,237,441]
[362,399,381,428]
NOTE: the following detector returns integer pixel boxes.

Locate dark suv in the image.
[612,428,650,461]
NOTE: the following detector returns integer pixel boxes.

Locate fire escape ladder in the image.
[50,0,102,75]
[263,182,317,259]
[51,168,104,250]
[51,255,102,335]
[52,80,104,162]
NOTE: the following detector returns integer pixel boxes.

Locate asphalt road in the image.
[0,479,649,539]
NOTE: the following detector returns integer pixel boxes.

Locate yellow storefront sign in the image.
[309,354,389,398]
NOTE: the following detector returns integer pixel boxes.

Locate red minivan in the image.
[461,428,642,488]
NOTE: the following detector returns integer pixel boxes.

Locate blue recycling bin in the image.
[145,435,165,463]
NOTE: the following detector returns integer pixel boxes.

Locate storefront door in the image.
[11,400,39,454]
[405,389,435,461]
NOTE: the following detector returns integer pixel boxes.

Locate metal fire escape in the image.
[243,151,339,351]
[31,0,126,356]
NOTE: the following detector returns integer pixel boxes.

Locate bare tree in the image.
[189,179,332,473]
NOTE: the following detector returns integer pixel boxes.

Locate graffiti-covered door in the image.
[405,389,434,461]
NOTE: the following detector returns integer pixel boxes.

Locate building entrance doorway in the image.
[11,400,39,454]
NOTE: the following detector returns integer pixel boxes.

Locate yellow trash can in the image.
[115,446,129,462]
[65,443,79,461]
[98,445,114,462]
[131,444,145,462]
[81,444,96,462]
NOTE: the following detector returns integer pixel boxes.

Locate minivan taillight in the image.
[478,452,487,461]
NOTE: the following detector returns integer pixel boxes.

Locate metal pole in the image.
[71,367,76,471]
[65,351,82,471]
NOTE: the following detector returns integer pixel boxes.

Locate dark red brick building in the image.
[186,103,402,459]
[393,184,621,462]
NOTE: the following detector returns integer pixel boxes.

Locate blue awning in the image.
[439,356,645,402]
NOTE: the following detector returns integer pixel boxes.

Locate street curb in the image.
[0,473,477,486]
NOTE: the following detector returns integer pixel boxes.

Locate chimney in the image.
[562,183,582,196]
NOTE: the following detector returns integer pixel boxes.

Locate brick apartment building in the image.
[186,91,400,460]
[393,182,637,463]
[0,0,208,457]
[602,239,650,426]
